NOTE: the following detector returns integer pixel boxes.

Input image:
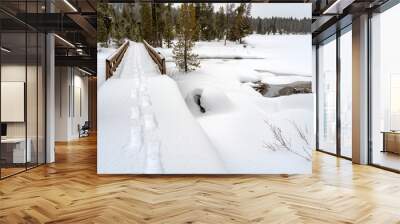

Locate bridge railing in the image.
[106,40,129,80]
[143,40,166,75]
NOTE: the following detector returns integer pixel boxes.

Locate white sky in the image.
[173,3,311,19]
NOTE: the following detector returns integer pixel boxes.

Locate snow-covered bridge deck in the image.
[98,42,226,174]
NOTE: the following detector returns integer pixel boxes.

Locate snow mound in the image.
[148,76,227,173]
[200,88,235,114]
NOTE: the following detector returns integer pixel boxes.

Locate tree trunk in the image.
[225,3,228,46]
[152,4,157,46]
[184,39,188,72]
[224,33,227,46]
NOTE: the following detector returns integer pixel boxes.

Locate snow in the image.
[148,76,226,173]
[98,78,148,173]
[98,42,162,174]
[244,34,312,77]
[197,106,312,174]
[161,34,314,174]
[98,34,314,174]
[200,88,235,114]
[158,34,312,77]
[179,82,313,173]
[98,42,226,174]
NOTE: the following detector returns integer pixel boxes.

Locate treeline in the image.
[97,2,311,47]
[252,17,311,35]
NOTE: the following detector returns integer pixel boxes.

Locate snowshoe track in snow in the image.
[100,42,163,174]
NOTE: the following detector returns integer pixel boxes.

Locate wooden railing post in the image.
[161,58,166,74]
[106,60,111,79]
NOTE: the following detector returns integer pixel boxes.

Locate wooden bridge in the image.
[105,40,166,80]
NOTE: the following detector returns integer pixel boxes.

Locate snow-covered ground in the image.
[98,42,226,174]
[98,42,163,174]
[98,34,314,174]
[158,34,312,79]
[157,34,314,174]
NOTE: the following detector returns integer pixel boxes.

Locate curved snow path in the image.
[98,41,226,174]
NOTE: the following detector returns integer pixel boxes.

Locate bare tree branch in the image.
[263,120,312,161]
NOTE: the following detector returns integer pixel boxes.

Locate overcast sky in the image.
[213,3,311,19]
[172,3,311,19]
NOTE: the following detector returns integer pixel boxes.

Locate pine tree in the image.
[173,3,200,73]
[121,4,136,40]
[204,3,216,40]
[271,17,277,35]
[113,9,124,45]
[232,3,248,43]
[198,3,207,40]
[196,3,216,41]
[244,3,252,35]
[225,3,235,45]
[151,4,157,45]
[248,17,312,35]
[140,3,153,44]
[97,2,111,46]
[154,3,165,47]
[215,6,226,40]
[101,3,311,49]
[192,3,201,41]
[256,17,262,34]
[163,3,174,48]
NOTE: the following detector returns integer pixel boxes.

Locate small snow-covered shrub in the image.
[172,4,200,73]
[173,34,200,72]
